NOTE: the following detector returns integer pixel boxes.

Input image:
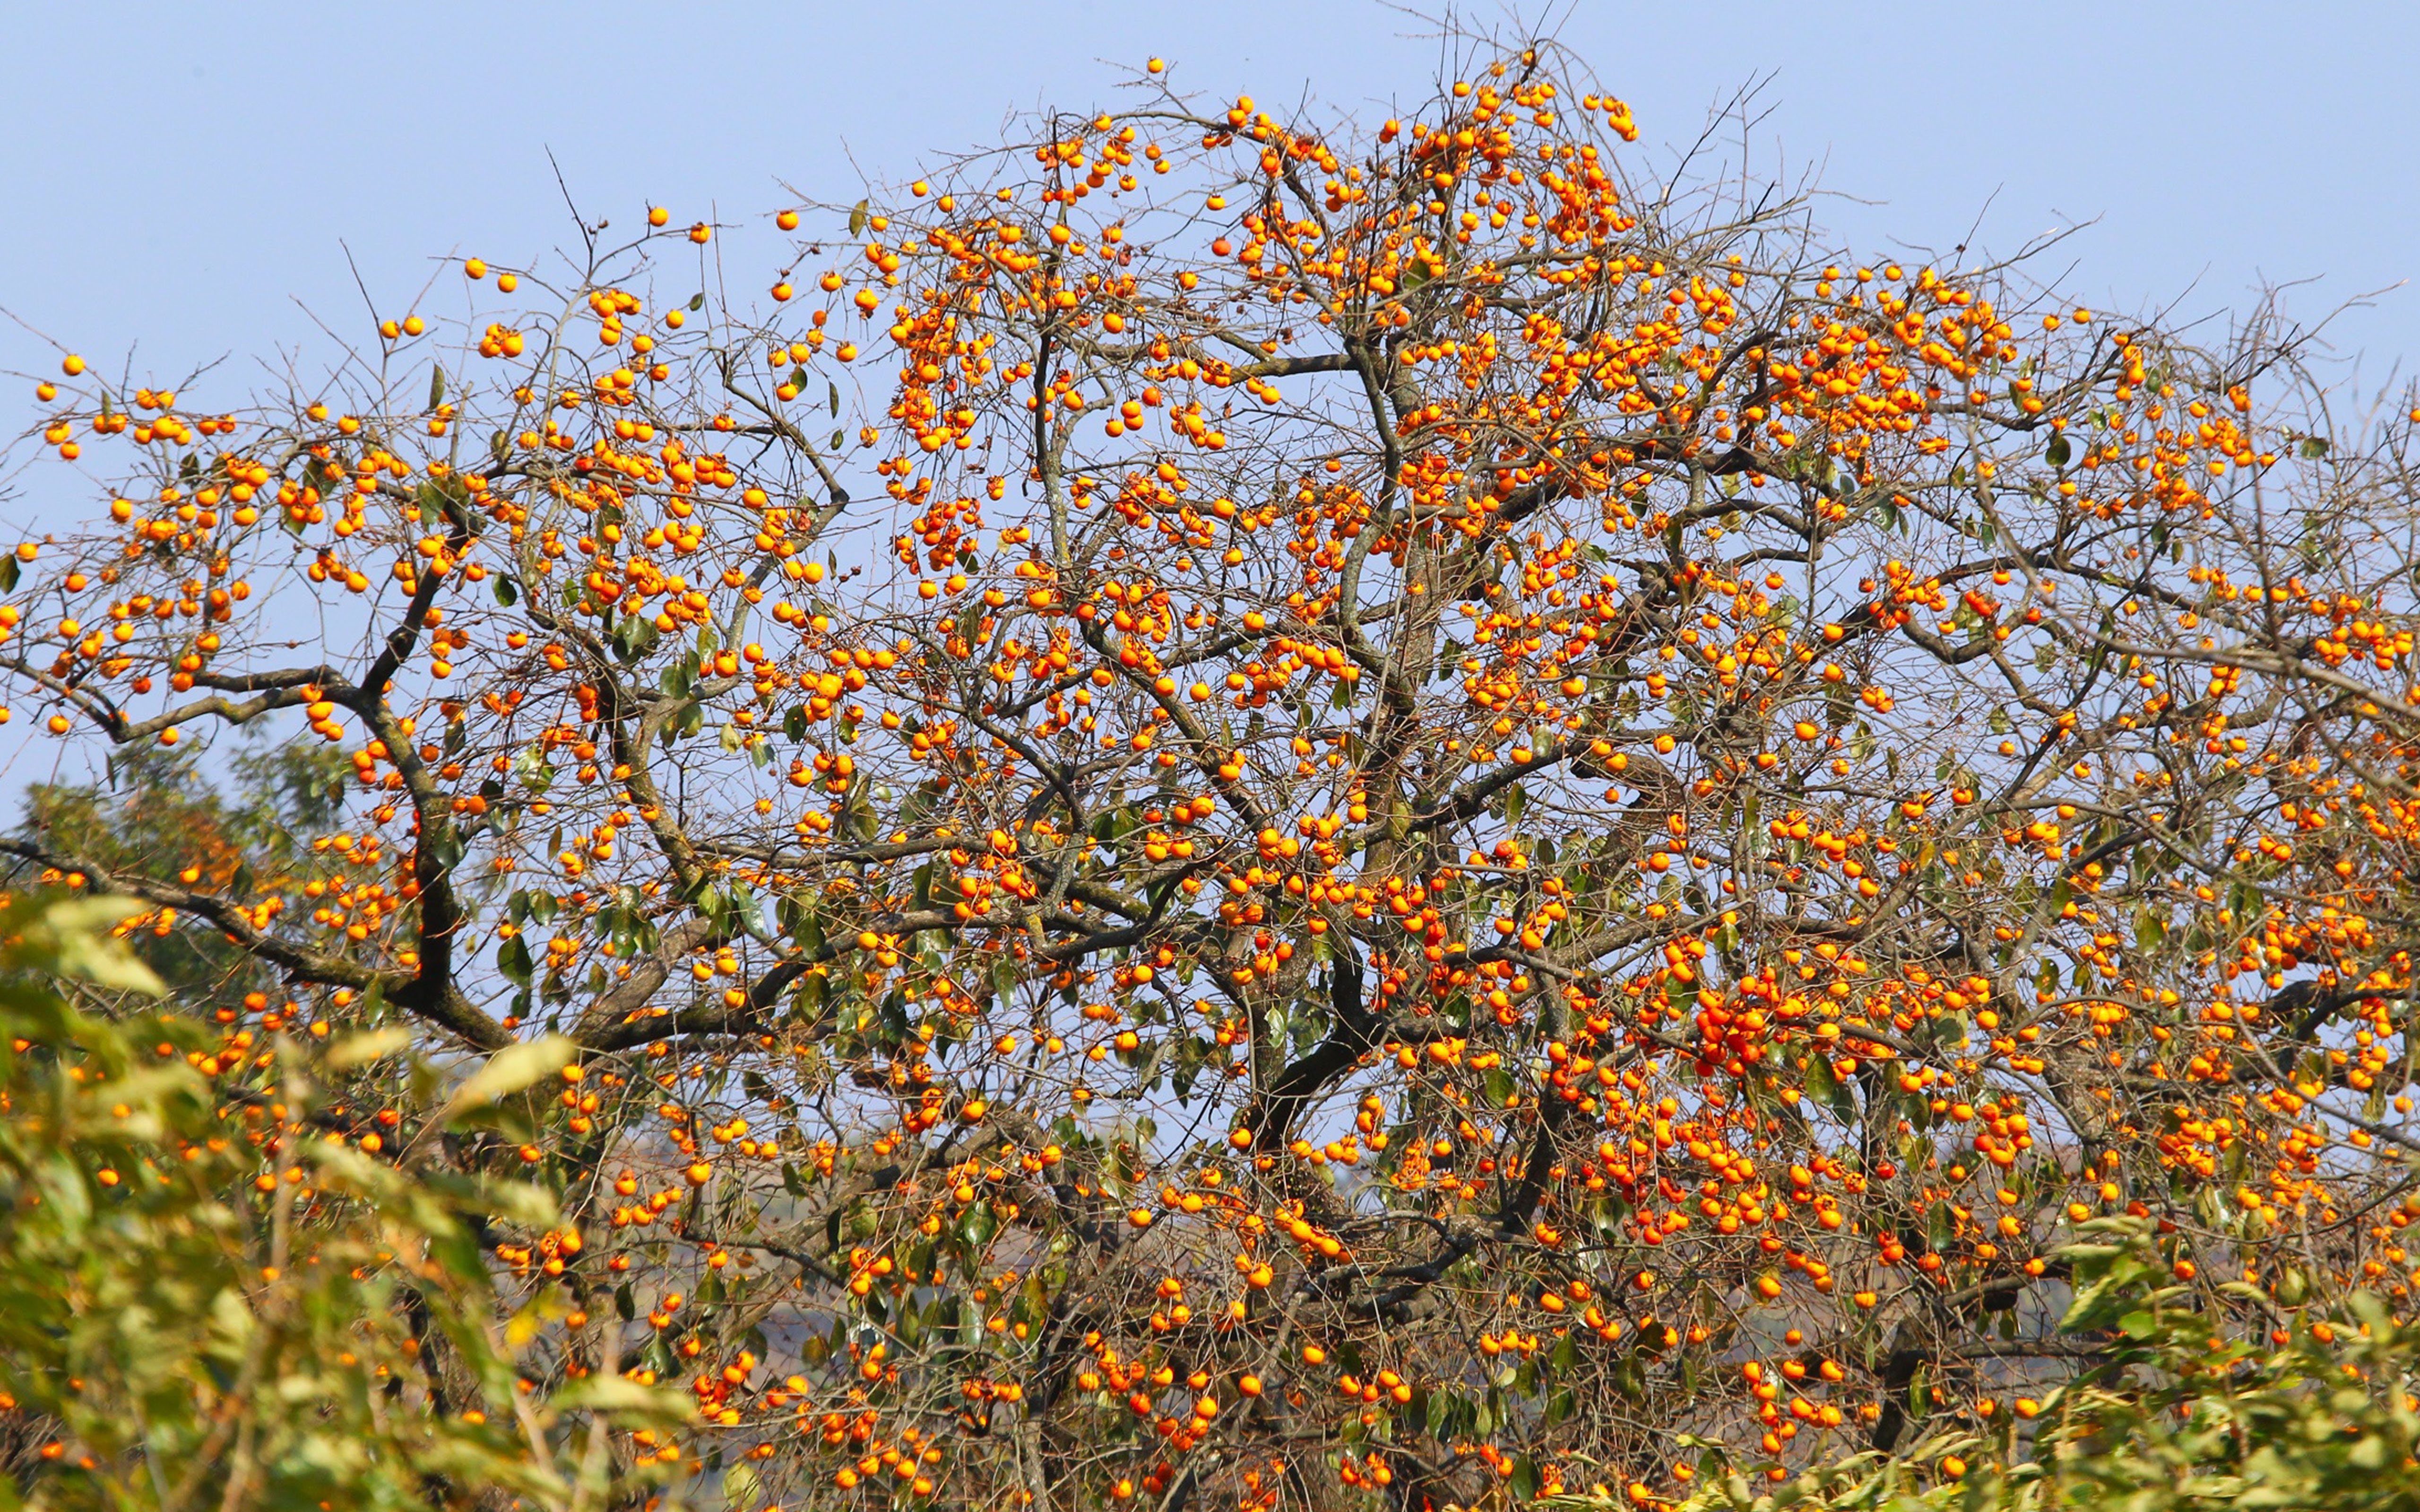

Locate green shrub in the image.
[0,894,680,1511]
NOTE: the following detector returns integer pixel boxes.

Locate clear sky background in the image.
[4,0,2416,419]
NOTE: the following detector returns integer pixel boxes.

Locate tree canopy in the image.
[9,33,2420,1512]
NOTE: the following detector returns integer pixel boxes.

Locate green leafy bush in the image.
[0,894,680,1511]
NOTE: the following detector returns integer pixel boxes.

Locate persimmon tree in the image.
[11,34,2420,1512]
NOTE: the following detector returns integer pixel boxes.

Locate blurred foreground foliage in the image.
[0,892,683,1511]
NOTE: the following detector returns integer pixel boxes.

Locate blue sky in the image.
[4,0,2415,414]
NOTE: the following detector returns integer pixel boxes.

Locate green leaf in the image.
[727,885,771,940]
[2061,1262,2147,1333]
[850,199,870,236]
[497,933,535,988]
[1805,1053,1855,1123]
[328,1026,413,1070]
[612,613,661,664]
[688,292,707,312]
[513,745,553,793]
[2046,433,2071,468]
[1484,1065,1516,1108]
[723,1464,761,1511]
[427,364,446,411]
[26,895,166,995]
[423,823,465,871]
[554,1372,683,1417]
[441,1035,577,1121]
[958,1203,999,1250]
